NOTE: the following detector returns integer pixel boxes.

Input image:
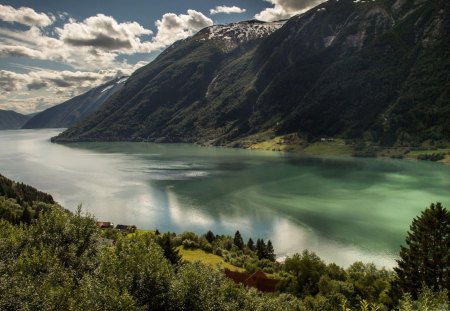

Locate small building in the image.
[97,221,114,229]
[224,269,280,292]
[115,224,137,233]
[115,224,131,232]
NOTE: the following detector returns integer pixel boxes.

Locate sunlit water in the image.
[1,129,450,268]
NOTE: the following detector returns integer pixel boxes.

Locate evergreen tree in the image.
[155,228,160,235]
[21,207,32,224]
[247,238,255,252]
[205,230,215,243]
[233,230,244,250]
[394,203,450,298]
[159,233,181,265]
[256,238,267,260]
[266,240,276,261]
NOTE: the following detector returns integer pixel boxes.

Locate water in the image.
[1,129,449,268]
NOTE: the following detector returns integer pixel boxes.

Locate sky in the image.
[0,0,323,114]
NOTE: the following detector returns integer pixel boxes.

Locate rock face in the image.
[54,0,450,146]
[22,77,128,129]
[0,110,31,130]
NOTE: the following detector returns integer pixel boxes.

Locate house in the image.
[96,221,113,229]
[223,269,280,292]
[115,224,130,232]
[115,224,137,233]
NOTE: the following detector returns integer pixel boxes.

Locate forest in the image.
[0,173,449,311]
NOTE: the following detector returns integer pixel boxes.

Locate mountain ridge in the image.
[53,0,450,147]
[0,110,32,130]
[22,76,128,129]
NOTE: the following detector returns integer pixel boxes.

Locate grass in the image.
[178,246,244,272]
[406,149,450,157]
[303,139,353,157]
[127,229,154,238]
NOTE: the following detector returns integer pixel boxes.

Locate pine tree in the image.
[159,233,181,265]
[247,238,255,252]
[234,230,244,250]
[21,207,32,224]
[256,238,267,260]
[394,203,450,298]
[266,240,275,261]
[205,230,215,243]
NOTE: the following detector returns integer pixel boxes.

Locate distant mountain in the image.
[23,76,128,129]
[54,0,450,147]
[0,110,32,130]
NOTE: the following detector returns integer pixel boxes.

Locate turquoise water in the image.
[1,129,449,268]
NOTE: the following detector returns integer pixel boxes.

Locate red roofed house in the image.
[223,269,280,292]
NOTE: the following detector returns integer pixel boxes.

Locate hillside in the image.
[53,0,450,147]
[22,76,128,129]
[0,110,31,130]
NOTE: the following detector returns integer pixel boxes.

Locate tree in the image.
[256,239,267,260]
[205,230,215,243]
[247,238,255,252]
[394,202,450,299]
[21,207,32,224]
[284,250,327,297]
[159,233,181,265]
[234,230,244,250]
[266,240,275,261]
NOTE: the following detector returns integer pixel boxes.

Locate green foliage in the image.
[416,153,446,161]
[234,230,244,250]
[395,203,450,298]
[158,233,182,265]
[285,250,327,298]
[247,238,255,251]
[398,286,449,311]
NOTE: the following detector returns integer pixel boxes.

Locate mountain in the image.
[22,76,128,129]
[53,0,450,147]
[0,110,32,130]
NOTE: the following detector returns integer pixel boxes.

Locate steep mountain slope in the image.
[0,110,32,130]
[23,76,128,129]
[54,0,449,147]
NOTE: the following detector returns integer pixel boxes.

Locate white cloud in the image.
[57,14,153,53]
[0,7,213,113]
[210,6,246,15]
[0,61,146,113]
[150,10,213,49]
[0,4,54,27]
[255,0,324,22]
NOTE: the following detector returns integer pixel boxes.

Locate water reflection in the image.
[1,129,450,269]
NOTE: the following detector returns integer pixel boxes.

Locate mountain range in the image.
[53,0,450,147]
[22,76,128,129]
[0,110,33,130]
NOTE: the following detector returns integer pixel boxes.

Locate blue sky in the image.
[0,0,319,113]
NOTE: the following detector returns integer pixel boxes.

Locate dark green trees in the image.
[395,202,450,298]
[205,230,215,243]
[158,233,181,265]
[247,238,255,252]
[234,230,244,250]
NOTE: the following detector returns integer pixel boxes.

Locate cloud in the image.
[210,6,247,15]
[0,61,146,113]
[255,0,324,22]
[151,10,213,49]
[0,4,54,27]
[57,14,152,52]
[0,9,212,70]
[0,6,213,113]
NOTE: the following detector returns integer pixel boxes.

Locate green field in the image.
[178,247,244,272]
[303,139,353,157]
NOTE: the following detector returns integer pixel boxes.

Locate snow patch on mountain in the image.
[195,20,285,52]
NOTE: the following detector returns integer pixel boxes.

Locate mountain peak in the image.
[194,20,286,51]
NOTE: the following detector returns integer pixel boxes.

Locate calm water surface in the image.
[2,129,449,268]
